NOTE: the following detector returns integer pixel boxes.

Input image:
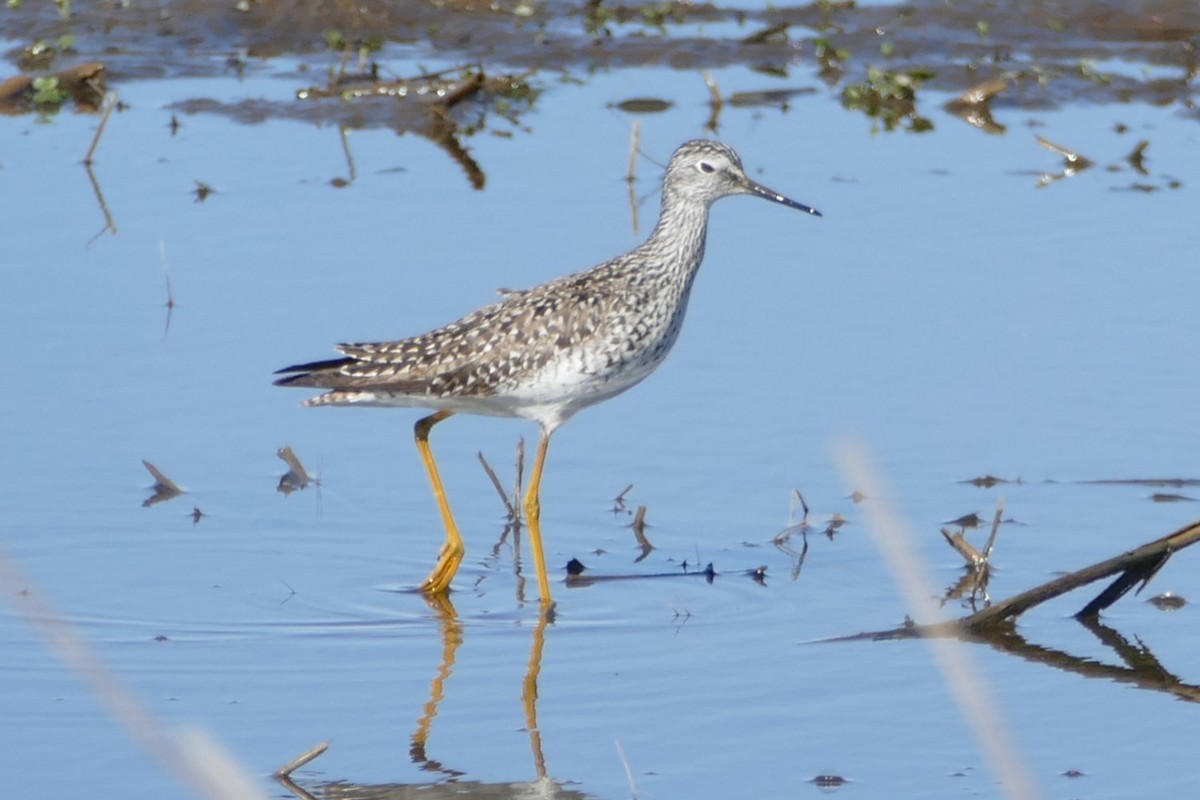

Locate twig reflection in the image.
[971,618,1200,704]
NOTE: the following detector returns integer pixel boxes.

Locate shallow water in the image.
[3,4,1200,799]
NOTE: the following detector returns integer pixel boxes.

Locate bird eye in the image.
[697,161,716,174]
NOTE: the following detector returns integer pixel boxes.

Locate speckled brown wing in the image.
[274,269,625,400]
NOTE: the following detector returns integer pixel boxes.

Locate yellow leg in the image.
[523,430,554,603]
[415,410,463,594]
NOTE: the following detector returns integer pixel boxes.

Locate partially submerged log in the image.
[856,518,1200,640]
[963,517,1200,629]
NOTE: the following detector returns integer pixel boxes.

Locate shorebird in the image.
[275,139,820,603]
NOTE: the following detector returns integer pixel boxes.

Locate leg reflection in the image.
[523,605,553,780]
[409,595,556,786]
[410,592,465,776]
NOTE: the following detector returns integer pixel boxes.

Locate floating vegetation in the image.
[611,97,673,114]
[841,65,935,132]
[0,61,105,114]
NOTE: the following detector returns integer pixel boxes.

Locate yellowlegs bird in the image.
[275,139,820,603]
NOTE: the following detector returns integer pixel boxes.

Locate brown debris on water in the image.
[611,97,673,114]
[292,63,535,189]
[861,517,1200,639]
[728,87,816,110]
[1078,477,1200,502]
[1081,477,1200,488]
[610,483,634,516]
[772,490,847,580]
[82,90,117,165]
[1125,139,1150,175]
[811,772,848,789]
[1035,134,1095,187]
[1148,592,1187,611]
[6,0,1200,119]
[773,489,811,579]
[961,474,1019,488]
[629,505,653,562]
[946,512,983,529]
[142,460,184,507]
[741,23,789,46]
[276,740,330,779]
[563,558,716,586]
[0,61,106,115]
[83,159,118,244]
[940,498,1006,609]
[191,180,214,202]
[276,445,312,495]
[943,76,1009,134]
[941,528,984,566]
[1151,492,1195,503]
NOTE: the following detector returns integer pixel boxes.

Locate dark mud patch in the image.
[4,0,1198,126]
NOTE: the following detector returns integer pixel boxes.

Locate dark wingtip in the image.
[273,356,354,386]
[272,372,306,387]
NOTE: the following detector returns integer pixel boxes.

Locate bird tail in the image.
[272,357,354,388]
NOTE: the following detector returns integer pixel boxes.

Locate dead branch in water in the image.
[859,517,1200,639]
[967,517,1199,627]
[276,741,330,779]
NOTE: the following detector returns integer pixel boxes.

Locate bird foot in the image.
[420,541,465,594]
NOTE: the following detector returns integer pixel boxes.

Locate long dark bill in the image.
[745,178,822,217]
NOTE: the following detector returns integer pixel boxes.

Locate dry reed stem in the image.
[981,495,1004,561]
[626,121,640,183]
[275,741,330,778]
[0,548,261,799]
[614,738,639,800]
[83,90,118,166]
[478,450,516,518]
[834,440,1042,800]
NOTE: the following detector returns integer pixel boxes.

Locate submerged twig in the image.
[1126,139,1149,175]
[478,450,516,518]
[980,496,1004,562]
[834,441,1041,800]
[701,70,722,132]
[612,483,634,515]
[336,126,356,186]
[1035,134,1095,187]
[277,446,313,495]
[626,121,640,183]
[478,438,525,523]
[774,489,813,580]
[142,460,184,507]
[84,161,117,243]
[630,505,653,562]
[1035,134,1092,164]
[967,518,1200,627]
[160,241,175,341]
[83,90,117,166]
[627,122,641,236]
[941,527,984,567]
[276,741,330,779]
